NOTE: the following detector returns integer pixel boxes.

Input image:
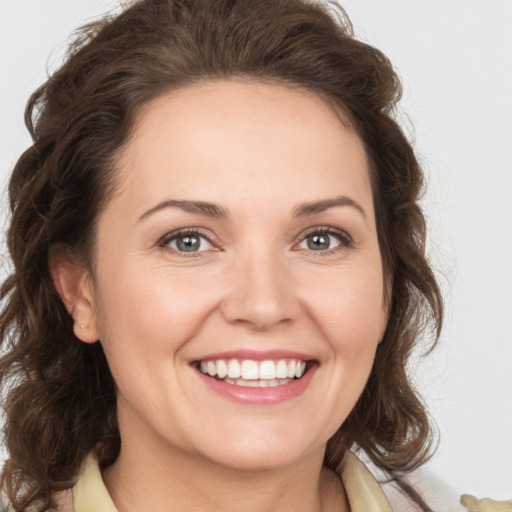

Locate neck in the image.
[102,423,349,512]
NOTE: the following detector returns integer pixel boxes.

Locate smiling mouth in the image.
[194,358,313,388]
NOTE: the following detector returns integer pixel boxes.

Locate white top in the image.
[59,451,468,511]
[8,450,506,511]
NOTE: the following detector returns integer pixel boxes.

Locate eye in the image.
[160,230,214,253]
[297,228,351,253]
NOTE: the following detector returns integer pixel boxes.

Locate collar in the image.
[72,451,392,511]
[340,452,392,511]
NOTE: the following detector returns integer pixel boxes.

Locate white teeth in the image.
[227,359,241,379]
[287,360,296,378]
[197,358,310,383]
[207,361,216,377]
[259,360,276,379]
[295,361,306,378]
[276,360,288,379]
[241,360,259,380]
[216,360,228,379]
[219,377,294,387]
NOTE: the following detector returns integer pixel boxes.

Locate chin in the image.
[191,427,323,472]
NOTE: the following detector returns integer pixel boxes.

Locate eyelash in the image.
[157,226,353,256]
[295,226,353,256]
[157,228,216,257]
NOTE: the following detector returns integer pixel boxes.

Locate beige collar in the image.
[72,454,117,512]
[72,451,392,512]
[340,452,392,511]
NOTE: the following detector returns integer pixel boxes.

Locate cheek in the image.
[94,264,218,359]
[302,264,386,346]
[297,267,385,436]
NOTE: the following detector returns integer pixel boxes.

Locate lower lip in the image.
[194,365,317,405]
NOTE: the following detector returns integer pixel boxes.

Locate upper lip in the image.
[190,349,316,363]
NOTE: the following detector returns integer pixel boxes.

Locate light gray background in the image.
[1,0,511,500]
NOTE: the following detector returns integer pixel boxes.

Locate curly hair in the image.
[0,0,443,510]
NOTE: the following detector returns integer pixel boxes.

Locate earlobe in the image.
[49,252,99,344]
[70,296,100,344]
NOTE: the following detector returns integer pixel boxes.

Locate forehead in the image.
[112,79,373,219]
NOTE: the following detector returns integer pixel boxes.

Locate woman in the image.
[0,0,470,510]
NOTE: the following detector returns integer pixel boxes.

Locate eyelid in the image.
[293,225,353,252]
[155,225,353,255]
[157,227,218,253]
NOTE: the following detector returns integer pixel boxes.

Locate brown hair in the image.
[0,0,443,510]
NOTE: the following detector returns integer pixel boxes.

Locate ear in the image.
[49,251,99,344]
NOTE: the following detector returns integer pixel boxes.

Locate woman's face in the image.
[85,80,387,470]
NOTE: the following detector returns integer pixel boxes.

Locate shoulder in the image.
[380,469,466,512]
[368,459,512,512]
[358,453,466,512]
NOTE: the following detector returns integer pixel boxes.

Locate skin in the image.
[55,80,388,512]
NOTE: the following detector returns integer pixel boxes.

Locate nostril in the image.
[219,265,299,330]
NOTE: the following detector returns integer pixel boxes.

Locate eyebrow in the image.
[138,195,366,222]
[292,196,367,220]
[138,199,228,221]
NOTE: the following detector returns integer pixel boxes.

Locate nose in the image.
[220,253,299,331]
